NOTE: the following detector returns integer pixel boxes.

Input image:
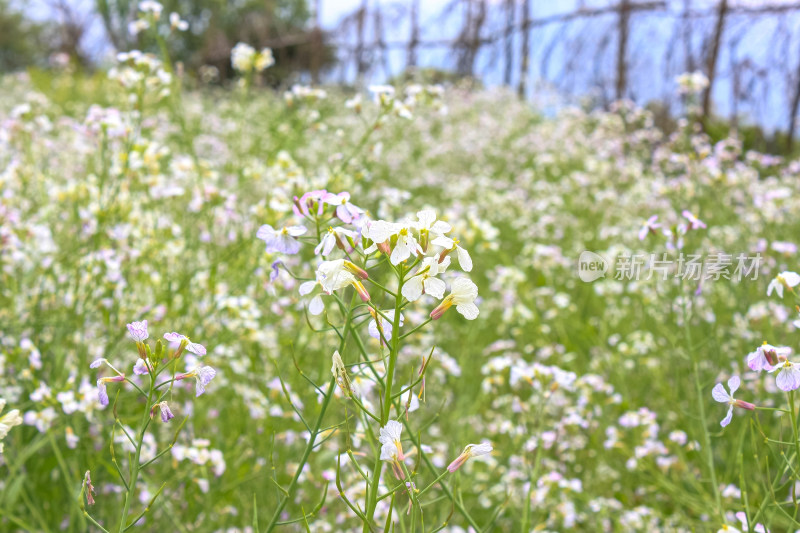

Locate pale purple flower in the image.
[97,380,108,406]
[270,260,282,282]
[638,215,660,241]
[322,192,363,223]
[96,375,125,406]
[711,376,754,427]
[368,310,404,343]
[163,332,206,355]
[153,401,174,422]
[746,342,790,372]
[133,359,152,375]
[769,360,800,392]
[682,210,707,230]
[177,366,217,397]
[126,320,149,342]
[771,241,797,255]
[257,224,307,255]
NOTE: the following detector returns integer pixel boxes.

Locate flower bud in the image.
[343,260,369,280]
[734,399,755,411]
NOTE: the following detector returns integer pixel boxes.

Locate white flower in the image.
[316,259,370,301]
[414,209,451,237]
[128,19,149,36]
[447,442,493,472]
[430,277,479,320]
[379,441,398,462]
[391,227,422,265]
[254,48,275,71]
[366,220,402,245]
[767,271,800,298]
[0,399,23,452]
[298,279,325,315]
[378,420,404,460]
[169,12,188,31]
[315,226,357,256]
[231,42,256,72]
[402,255,449,302]
[431,235,472,272]
[139,1,163,17]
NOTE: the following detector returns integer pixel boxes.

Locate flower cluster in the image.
[231,43,275,74]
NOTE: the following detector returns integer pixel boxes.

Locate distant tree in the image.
[96,0,334,83]
[0,0,53,72]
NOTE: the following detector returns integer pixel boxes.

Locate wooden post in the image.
[702,0,729,121]
[517,0,531,98]
[616,0,631,101]
[408,0,419,68]
[503,0,515,86]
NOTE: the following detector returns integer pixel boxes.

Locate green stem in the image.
[363,268,406,529]
[118,374,154,532]
[264,293,357,533]
[681,282,722,520]
[789,392,800,481]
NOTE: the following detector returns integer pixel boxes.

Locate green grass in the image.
[1,65,800,532]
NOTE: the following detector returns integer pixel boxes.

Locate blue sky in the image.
[21,0,799,132]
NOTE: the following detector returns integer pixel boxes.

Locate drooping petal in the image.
[720,406,733,427]
[456,246,473,272]
[309,295,324,316]
[456,302,480,320]
[711,383,731,403]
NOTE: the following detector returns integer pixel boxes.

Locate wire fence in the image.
[283,1,800,145]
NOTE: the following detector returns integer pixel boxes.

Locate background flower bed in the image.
[1,70,800,531]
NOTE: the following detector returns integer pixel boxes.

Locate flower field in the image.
[3,44,800,533]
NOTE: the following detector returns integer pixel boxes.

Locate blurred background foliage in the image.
[3,0,800,156]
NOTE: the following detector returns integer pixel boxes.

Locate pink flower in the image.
[293,189,327,218]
